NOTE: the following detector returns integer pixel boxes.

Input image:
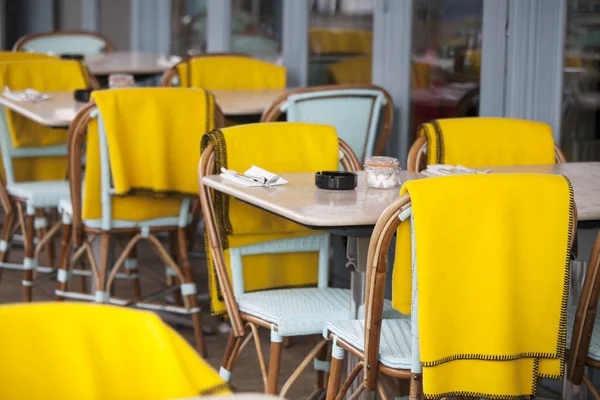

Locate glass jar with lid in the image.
[364,156,401,189]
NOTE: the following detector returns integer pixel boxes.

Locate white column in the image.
[82,0,99,32]
[504,0,566,142]
[206,0,231,53]
[372,0,413,164]
[130,0,172,54]
[282,0,309,87]
[479,0,508,117]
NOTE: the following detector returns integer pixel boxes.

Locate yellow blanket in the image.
[0,303,228,399]
[176,56,286,89]
[0,59,89,182]
[83,88,216,221]
[392,174,574,399]
[201,122,338,315]
[419,118,556,167]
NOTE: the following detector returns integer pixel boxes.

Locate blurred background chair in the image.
[261,84,393,161]
[0,303,229,399]
[0,58,96,302]
[12,30,113,56]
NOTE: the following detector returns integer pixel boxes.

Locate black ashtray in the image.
[61,53,85,61]
[74,89,93,102]
[315,171,357,190]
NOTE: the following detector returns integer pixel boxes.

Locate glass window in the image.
[231,0,282,63]
[411,0,482,138]
[171,0,207,56]
[308,0,374,86]
[562,1,600,161]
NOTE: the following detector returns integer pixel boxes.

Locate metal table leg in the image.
[346,237,375,399]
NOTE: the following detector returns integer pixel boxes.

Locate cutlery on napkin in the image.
[220,165,287,187]
[421,164,492,177]
[3,87,50,102]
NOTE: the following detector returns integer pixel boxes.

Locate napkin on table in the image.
[421,164,492,178]
[3,87,50,102]
[220,165,287,187]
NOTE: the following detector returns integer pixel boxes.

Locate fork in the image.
[265,174,280,187]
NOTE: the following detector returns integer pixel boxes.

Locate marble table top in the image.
[0,87,290,127]
[202,163,600,230]
[0,91,84,127]
[86,51,176,76]
[211,88,288,116]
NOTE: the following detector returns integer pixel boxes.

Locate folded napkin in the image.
[220,165,287,187]
[156,55,183,68]
[421,164,491,177]
[3,87,50,102]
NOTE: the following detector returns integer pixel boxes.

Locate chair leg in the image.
[409,373,423,400]
[220,330,241,382]
[169,231,183,306]
[36,210,54,269]
[125,238,142,301]
[95,233,111,299]
[267,332,283,394]
[0,210,15,284]
[326,340,345,400]
[177,227,206,356]
[315,339,330,392]
[55,221,72,300]
[21,208,36,302]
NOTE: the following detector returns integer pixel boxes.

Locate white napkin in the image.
[422,164,492,178]
[3,87,50,102]
[220,165,287,187]
[156,55,183,68]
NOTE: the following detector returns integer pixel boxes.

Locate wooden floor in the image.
[0,238,566,399]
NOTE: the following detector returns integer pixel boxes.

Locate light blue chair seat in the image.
[14,31,112,56]
[261,85,394,163]
[7,181,69,209]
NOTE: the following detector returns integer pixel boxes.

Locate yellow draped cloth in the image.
[0,303,229,399]
[0,59,89,182]
[175,56,286,89]
[392,174,574,399]
[309,29,372,54]
[419,118,556,167]
[83,88,215,221]
[201,122,338,315]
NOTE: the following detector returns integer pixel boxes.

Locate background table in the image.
[0,91,82,128]
[211,88,288,116]
[85,51,177,76]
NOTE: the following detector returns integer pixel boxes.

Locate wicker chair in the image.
[198,123,364,396]
[13,30,113,55]
[55,88,224,356]
[0,59,98,301]
[567,232,600,398]
[261,84,394,161]
[406,118,567,173]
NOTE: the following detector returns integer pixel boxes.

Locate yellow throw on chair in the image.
[200,122,339,315]
[418,117,556,167]
[0,59,90,182]
[83,87,216,221]
[0,303,229,400]
[392,174,574,399]
[174,55,286,90]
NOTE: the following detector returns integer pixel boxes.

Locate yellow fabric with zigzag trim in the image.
[0,303,229,399]
[175,56,286,89]
[418,118,556,168]
[392,174,574,399]
[83,88,216,221]
[0,58,89,182]
[201,122,339,315]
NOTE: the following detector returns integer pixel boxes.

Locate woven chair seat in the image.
[324,317,412,369]
[7,181,69,208]
[238,288,403,337]
[568,306,600,362]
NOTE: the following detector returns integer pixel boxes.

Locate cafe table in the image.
[203,163,600,318]
[85,51,179,76]
[0,88,290,126]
